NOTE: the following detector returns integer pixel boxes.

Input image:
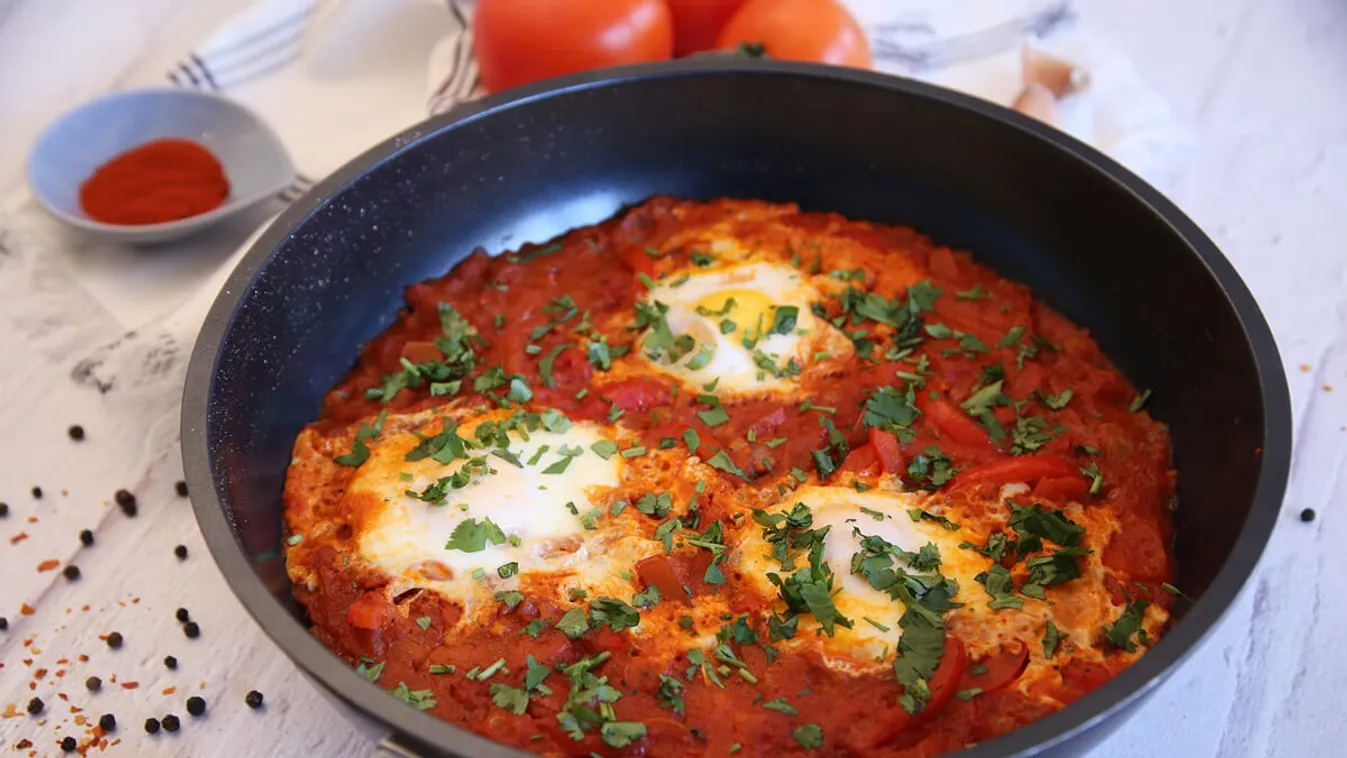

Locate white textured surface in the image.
[1,0,1345,757]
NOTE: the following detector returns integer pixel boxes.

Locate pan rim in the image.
[182,58,1291,758]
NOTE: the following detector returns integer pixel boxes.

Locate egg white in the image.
[636,262,852,394]
[736,485,992,669]
[346,411,659,627]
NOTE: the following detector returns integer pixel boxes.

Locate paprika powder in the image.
[79,138,230,225]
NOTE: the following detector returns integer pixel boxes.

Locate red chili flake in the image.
[11,532,30,544]
[37,559,60,573]
[20,603,35,615]
[77,654,88,662]
[34,668,47,678]
[27,516,38,524]
[15,739,31,749]
[119,682,138,690]
[161,687,176,695]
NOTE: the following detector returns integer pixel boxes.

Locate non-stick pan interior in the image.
[191,62,1286,756]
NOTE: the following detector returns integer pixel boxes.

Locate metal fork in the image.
[871,2,1074,72]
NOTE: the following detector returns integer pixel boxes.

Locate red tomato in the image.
[960,642,1029,694]
[849,636,967,750]
[666,0,749,56]
[346,592,397,630]
[954,454,1079,488]
[473,0,674,93]
[717,0,871,68]
[870,428,904,473]
[635,555,692,604]
[921,396,999,451]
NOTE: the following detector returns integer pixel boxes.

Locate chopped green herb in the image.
[1043,620,1066,659]
[495,591,525,610]
[1104,598,1151,652]
[1128,389,1152,412]
[590,440,619,460]
[445,517,507,553]
[415,616,433,630]
[334,409,388,467]
[793,724,823,750]
[956,284,991,300]
[555,608,589,640]
[497,562,519,579]
[955,688,983,701]
[762,697,799,715]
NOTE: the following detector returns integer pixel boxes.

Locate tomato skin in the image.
[635,555,692,604]
[955,454,1079,488]
[666,0,749,56]
[870,428,904,473]
[474,0,674,93]
[960,643,1029,694]
[717,0,871,68]
[921,396,999,451]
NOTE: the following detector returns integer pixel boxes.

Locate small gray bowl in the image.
[27,87,297,245]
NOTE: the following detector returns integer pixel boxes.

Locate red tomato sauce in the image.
[297,197,1176,757]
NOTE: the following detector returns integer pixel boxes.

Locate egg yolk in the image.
[694,289,779,344]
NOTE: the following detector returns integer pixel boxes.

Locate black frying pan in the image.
[183,59,1291,758]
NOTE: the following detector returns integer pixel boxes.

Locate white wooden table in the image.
[2,0,1345,756]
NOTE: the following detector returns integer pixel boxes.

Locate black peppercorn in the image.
[63,564,81,581]
[183,621,200,639]
[114,489,136,517]
[106,631,123,648]
[98,713,116,732]
[1301,508,1317,522]
[186,696,206,716]
[175,607,190,623]
[26,697,43,715]
[68,425,85,441]
[0,502,8,517]
[175,480,189,497]
[61,735,77,752]
[174,544,188,560]
[32,486,43,499]
[164,655,178,670]
[86,676,102,691]
[79,529,94,546]
[161,714,180,732]
[0,617,8,631]
[245,690,264,709]
[144,717,160,734]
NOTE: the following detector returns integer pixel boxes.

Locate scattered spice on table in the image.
[85,676,101,691]
[164,656,177,670]
[161,713,181,732]
[60,735,77,752]
[78,138,230,226]
[63,564,81,581]
[0,617,8,630]
[183,622,200,639]
[98,713,116,732]
[174,544,189,560]
[245,690,264,709]
[144,717,160,734]
[79,529,94,546]
[0,502,9,517]
[105,632,123,649]
[31,486,42,499]
[175,480,189,497]
[67,425,85,441]
[1301,508,1317,522]
[26,697,43,715]
[186,696,206,716]
[114,489,137,517]
[175,608,190,623]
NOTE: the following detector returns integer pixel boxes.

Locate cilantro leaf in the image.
[490,683,529,714]
[334,409,388,467]
[1104,598,1151,652]
[555,608,589,640]
[1043,620,1066,659]
[445,517,507,552]
[793,724,823,750]
[589,597,640,632]
[979,564,1024,610]
[600,722,648,749]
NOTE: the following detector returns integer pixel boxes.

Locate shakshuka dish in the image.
[283,197,1176,757]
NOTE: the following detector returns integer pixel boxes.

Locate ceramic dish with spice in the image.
[27,87,296,245]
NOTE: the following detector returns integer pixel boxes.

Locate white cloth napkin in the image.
[0,0,1188,418]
